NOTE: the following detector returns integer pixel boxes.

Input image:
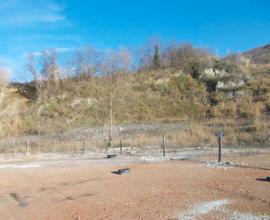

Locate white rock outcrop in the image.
[216,80,245,90]
[199,68,228,81]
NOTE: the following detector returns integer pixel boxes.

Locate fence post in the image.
[26,138,30,154]
[53,139,55,153]
[82,137,86,155]
[215,131,224,163]
[218,137,221,162]
[162,133,166,157]
[120,139,123,155]
[8,144,10,159]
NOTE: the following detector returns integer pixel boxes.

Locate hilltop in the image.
[242,44,270,64]
[226,44,270,65]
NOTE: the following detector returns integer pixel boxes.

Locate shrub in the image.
[212,59,241,75]
[169,74,207,101]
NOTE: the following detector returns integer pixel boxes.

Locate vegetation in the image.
[0,42,269,147]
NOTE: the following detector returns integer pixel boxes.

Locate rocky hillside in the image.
[0,86,29,137]
[0,44,269,146]
[242,44,270,64]
[226,44,270,65]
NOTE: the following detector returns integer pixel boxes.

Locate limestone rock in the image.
[216,80,245,90]
[199,68,228,81]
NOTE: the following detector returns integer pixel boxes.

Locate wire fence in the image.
[0,125,269,170]
[0,133,212,155]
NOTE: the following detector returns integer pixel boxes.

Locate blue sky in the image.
[0,0,269,81]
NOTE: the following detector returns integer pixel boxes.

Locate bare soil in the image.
[0,153,269,220]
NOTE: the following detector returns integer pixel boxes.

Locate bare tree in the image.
[40,49,60,96]
[74,46,98,80]
[100,49,132,148]
[163,42,210,76]
[27,53,41,99]
[138,37,162,70]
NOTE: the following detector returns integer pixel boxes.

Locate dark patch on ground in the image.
[9,193,29,207]
[73,178,99,185]
[62,178,99,187]
[106,154,117,159]
[111,168,130,175]
[256,177,270,182]
[39,186,56,191]
[63,193,94,201]
[80,193,94,198]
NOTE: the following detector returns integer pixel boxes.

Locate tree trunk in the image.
[108,77,113,148]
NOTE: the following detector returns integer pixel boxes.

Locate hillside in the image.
[242,44,270,64]
[0,45,269,146]
[226,44,270,65]
[0,86,29,137]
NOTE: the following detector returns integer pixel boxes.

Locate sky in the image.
[0,0,269,81]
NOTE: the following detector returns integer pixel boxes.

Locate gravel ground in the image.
[0,154,269,219]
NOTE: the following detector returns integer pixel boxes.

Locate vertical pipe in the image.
[218,137,221,162]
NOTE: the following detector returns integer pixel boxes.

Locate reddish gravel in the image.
[0,159,269,219]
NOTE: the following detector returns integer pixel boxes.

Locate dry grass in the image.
[249,119,268,132]
[0,65,269,149]
[0,117,269,155]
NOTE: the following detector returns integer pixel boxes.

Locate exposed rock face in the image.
[226,90,246,99]
[155,78,169,85]
[199,68,228,81]
[0,86,29,137]
[198,67,247,97]
[0,87,29,117]
[216,80,245,90]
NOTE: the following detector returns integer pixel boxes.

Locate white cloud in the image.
[24,47,75,58]
[0,0,67,26]
[56,47,75,53]
[4,14,65,26]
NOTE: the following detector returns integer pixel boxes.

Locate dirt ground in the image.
[0,155,269,220]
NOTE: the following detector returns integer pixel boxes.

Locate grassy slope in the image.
[0,65,269,146]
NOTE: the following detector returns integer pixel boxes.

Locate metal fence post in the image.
[162,133,166,157]
[82,138,86,155]
[218,137,221,162]
[8,144,10,159]
[120,139,123,155]
[53,139,55,153]
[215,131,224,163]
[26,138,30,154]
